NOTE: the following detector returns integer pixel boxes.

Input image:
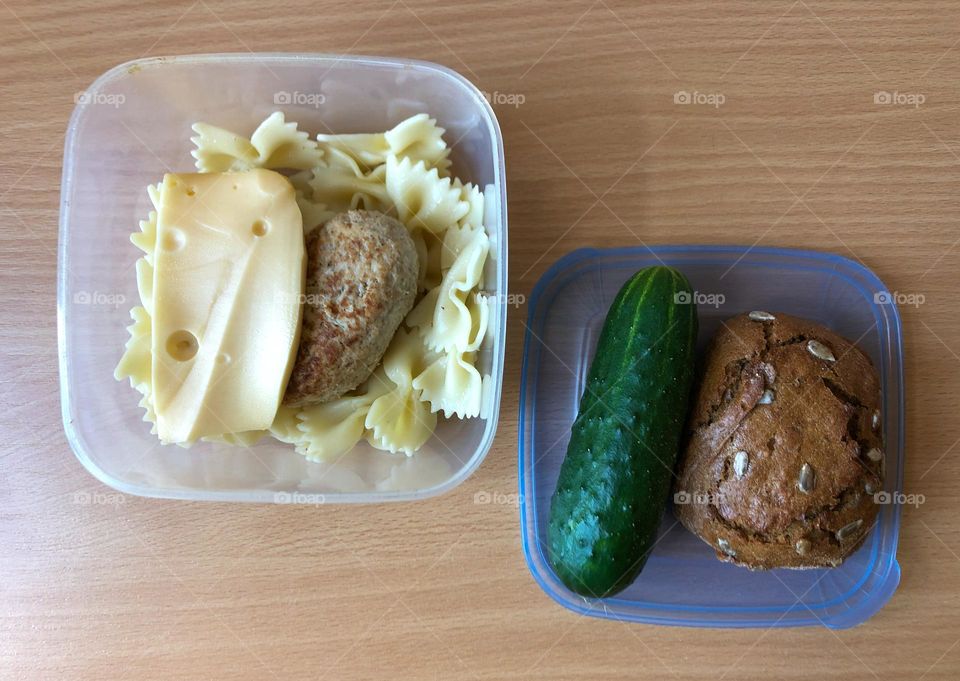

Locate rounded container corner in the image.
[823,557,902,630]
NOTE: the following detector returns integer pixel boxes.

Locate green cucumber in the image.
[547,265,698,597]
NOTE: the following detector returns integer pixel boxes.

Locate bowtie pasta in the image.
[115,112,493,459]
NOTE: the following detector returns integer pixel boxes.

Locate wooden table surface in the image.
[3,1,960,679]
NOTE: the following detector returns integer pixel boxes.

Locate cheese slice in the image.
[151,169,305,444]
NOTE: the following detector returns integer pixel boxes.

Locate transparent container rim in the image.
[518,245,904,628]
[57,52,508,503]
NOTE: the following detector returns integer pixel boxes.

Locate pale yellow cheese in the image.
[151,169,305,444]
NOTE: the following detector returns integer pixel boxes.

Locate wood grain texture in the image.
[2,1,960,679]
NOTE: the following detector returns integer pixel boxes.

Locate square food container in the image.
[58,54,507,503]
[519,246,903,628]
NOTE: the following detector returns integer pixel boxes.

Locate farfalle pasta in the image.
[316,113,451,173]
[116,112,492,459]
[413,228,490,354]
[191,111,322,172]
[295,371,392,460]
[410,229,445,291]
[364,329,438,454]
[305,149,389,213]
[115,186,160,435]
[413,350,485,420]
[385,155,471,233]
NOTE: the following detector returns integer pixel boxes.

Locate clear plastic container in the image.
[58,54,507,503]
[519,246,903,628]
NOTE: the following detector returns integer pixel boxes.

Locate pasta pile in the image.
[115,112,492,458]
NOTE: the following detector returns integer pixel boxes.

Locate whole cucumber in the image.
[547,265,698,597]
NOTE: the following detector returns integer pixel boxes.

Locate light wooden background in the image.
[2,1,959,679]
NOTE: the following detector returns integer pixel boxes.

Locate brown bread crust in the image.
[674,312,883,569]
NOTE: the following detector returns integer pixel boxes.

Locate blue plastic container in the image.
[519,246,903,628]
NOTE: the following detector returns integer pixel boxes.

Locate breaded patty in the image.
[282,210,418,407]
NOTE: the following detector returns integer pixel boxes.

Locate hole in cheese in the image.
[161,228,185,252]
[166,330,199,362]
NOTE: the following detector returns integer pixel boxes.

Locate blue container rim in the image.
[518,245,904,629]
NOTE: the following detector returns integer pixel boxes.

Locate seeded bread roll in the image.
[282,210,418,407]
[673,311,883,569]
